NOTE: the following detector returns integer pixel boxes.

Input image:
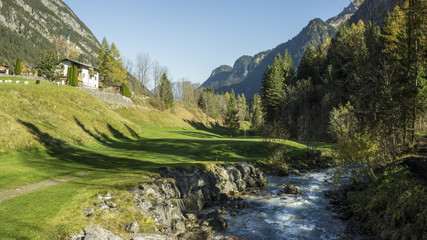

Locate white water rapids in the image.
[214,170,347,240]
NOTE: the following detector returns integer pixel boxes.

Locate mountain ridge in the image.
[201,0,402,99]
[0,0,100,66]
[203,17,337,98]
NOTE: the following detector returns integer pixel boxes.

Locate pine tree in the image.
[70,65,78,86]
[15,58,22,75]
[97,38,127,84]
[97,37,110,82]
[109,42,127,83]
[38,50,61,80]
[225,89,240,137]
[261,50,294,124]
[121,83,131,97]
[159,72,174,109]
[66,66,72,85]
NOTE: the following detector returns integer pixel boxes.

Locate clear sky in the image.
[62,0,351,86]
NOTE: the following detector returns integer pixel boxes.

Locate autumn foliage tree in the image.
[97,37,127,84]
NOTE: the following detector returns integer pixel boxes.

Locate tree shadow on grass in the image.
[184,119,229,137]
[17,119,267,183]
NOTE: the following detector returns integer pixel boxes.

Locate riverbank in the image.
[67,162,377,240]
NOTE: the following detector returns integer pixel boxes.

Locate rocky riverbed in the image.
[70,163,373,240]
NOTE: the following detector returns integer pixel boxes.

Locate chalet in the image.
[60,58,99,89]
[0,62,10,75]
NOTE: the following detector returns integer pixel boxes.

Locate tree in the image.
[159,72,174,109]
[109,43,127,83]
[182,81,195,106]
[122,83,131,97]
[237,93,247,121]
[38,50,61,80]
[15,58,22,75]
[249,94,263,130]
[52,35,79,60]
[135,52,151,91]
[261,50,294,124]
[198,87,219,118]
[97,37,127,84]
[66,66,72,85]
[97,37,110,81]
[224,89,240,137]
[72,65,78,86]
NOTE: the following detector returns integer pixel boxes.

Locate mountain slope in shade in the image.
[211,18,337,99]
[348,0,404,26]
[0,0,100,66]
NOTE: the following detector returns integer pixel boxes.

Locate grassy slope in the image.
[0,77,325,239]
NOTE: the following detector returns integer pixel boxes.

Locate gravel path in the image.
[0,173,87,201]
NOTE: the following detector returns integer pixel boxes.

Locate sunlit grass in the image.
[0,78,331,238]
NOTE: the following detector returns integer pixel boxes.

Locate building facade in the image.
[61,58,99,89]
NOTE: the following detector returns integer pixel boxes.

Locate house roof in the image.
[62,58,98,70]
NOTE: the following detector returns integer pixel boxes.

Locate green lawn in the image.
[0,125,275,239]
[0,77,330,239]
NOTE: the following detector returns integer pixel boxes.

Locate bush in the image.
[261,122,289,164]
[347,164,427,239]
[121,84,131,97]
[329,103,392,181]
[148,96,165,110]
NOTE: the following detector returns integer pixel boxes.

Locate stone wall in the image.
[79,88,135,107]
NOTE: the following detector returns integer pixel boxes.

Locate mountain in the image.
[326,0,364,27]
[203,18,337,98]
[201,0,404,99]
[0,0,100,66]
[348,0,404,26]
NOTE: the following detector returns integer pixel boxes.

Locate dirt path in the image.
[0,174,87,202]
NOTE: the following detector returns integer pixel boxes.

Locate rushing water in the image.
[214,170,347,240]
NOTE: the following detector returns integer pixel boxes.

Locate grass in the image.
[0,78,330,239]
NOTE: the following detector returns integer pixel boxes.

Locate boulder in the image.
[70,227,122,240]
[172,219,186,234]
[278,184,301,195]
[125,222,139,234]
[83,208,94,217]
[131,233,171,240]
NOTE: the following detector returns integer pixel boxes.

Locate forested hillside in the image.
[0,0,100,66]
[216,18,337,99]
[260,1,426,236]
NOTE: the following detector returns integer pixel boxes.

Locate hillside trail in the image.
[0,173,88,202]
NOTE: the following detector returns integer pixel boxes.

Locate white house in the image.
[61,58,99,89]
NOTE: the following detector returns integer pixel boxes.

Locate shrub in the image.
[15,58,22,75]
[121,84,131,97]
[330,103,392,181]
[148,96,165,110]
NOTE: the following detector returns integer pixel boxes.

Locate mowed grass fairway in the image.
[0,78,329,239]
[0,125,269,239]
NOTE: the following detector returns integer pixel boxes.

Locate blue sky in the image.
[63,0,351,86]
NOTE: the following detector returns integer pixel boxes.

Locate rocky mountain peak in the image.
[326,0,365,28]
[232,55,253,78]
[210,65,232,78]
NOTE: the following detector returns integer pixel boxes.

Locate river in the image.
[213,169,347,240]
